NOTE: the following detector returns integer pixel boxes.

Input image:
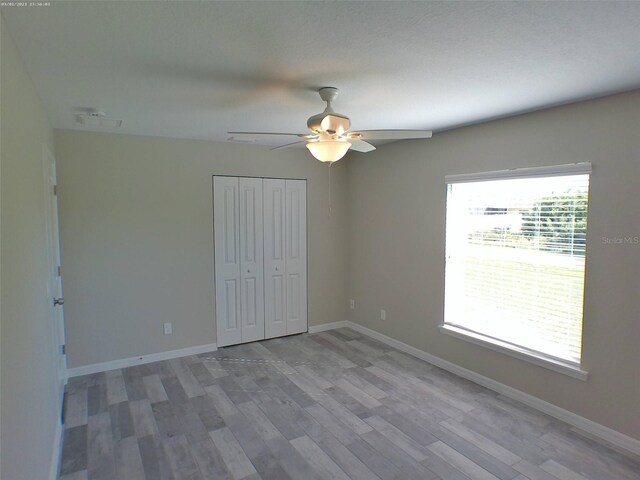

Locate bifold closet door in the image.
[214,176,265,347]
[285,180,307,335]
[238,177,265,343]
[213,176,242,347]
[264,179,287,339]
[216,176,305,347]
[265,179,308,337]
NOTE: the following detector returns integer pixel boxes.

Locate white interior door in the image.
[285,180,307,335]
[214,176,242,347]
[239,177,265,343]
[263,179,287,339]
[43,147,67,387]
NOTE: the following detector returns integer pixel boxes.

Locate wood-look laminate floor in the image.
[60,328,640,480]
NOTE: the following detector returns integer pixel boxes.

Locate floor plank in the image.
[106,370,128,406]
[428,441,501,480]
[290,435,351,480]
[209,427,257,479]
[142,374,169,403]
[163,434,203,480]
[87,412,115,480]
[114,435,146,480]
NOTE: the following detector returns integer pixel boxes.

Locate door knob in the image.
[53,297,64,306]
[275,267,279,271]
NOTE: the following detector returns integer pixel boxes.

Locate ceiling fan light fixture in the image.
[306,140,351,163]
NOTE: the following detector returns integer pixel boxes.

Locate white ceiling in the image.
[3,1,640,147]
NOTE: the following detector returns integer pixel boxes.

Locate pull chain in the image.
[328,161,332,216]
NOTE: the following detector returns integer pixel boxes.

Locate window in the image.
[443,164,590,376]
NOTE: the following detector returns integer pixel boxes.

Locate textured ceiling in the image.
[3,1,640,147]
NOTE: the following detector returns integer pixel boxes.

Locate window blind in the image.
[444,165,590,365]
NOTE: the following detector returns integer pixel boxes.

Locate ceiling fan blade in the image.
[348,130,433,140]
[228,131,313,138]
[348,139,376,153]
[270,140,305,151]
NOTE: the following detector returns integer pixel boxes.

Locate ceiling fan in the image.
[229,87,433,163]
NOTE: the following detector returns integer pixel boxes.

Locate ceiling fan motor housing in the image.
[307,112,351,136]
[306,87,351,136]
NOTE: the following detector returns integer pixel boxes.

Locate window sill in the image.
[439,324,588,381]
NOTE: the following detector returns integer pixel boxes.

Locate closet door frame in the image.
[213,175,308,347]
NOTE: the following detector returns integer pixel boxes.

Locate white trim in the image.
[320,320,640,457]
[48,417,63,480]
[67,343,217,377]
[308,320,349,333]
[48,343,67,480]
[445,162,591,183]
[439,324,588,381]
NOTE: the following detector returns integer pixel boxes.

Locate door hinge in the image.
[62,344,66,355]
[57,265,62,276]
[53,184,58,196]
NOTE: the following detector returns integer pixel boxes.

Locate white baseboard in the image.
[48,368,67,479]
[330,320,640,458]
[49,417,63,480]
[308,320,349,333]
[67,342,218,378]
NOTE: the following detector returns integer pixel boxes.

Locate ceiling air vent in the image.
[76,110,123,128]
[228,136,255,143]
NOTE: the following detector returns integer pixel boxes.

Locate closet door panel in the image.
[263,179,287,339]
[214,176,241,347]
[285,180,307,335]
[239,177,265,343]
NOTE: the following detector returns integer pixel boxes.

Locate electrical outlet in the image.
[350,299,355,310]
[164,322,172,335]
[380,309,386,321]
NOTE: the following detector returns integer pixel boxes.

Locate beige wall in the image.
[55,130,349,368]
[347,90,640,440]
[1,16,61,480]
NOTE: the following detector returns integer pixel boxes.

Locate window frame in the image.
[441,163,591,380]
